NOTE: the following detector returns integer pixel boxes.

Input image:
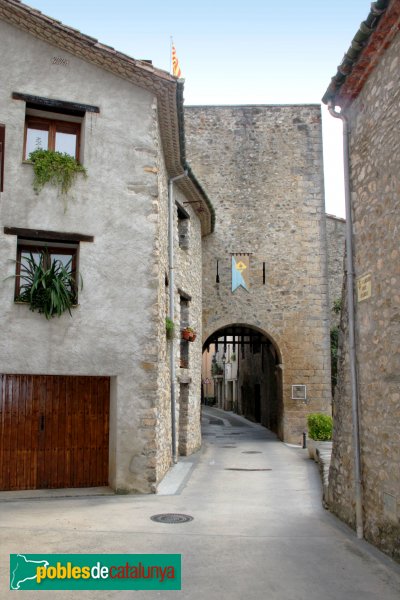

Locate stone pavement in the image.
[0,407,399,599]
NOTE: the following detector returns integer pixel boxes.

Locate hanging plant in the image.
[29,149,87,196]
[15,249,82,319]
[165,317,175,339]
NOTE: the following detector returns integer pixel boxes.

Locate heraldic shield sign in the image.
[232,254,250,292]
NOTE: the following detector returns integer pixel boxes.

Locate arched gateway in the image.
[184,104,332,444]
[203,324,284,438]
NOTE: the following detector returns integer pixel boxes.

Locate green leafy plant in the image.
[307,413,333,441]
[15,250,82,319]
[165,317,175,339]
[332,297,342,315]
[29,149,87,195]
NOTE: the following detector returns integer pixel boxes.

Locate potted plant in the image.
[14,249,82,319]
[307,413,333,460]
[28,148,87,200]
[165,317,175,340]
[181,326,197,342]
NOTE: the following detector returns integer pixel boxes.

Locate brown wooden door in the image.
[0,374,110,491]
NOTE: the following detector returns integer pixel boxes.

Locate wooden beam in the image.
[12,92,100,114]
[4,227,94,243]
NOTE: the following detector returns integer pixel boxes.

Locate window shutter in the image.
[0,124,5,192]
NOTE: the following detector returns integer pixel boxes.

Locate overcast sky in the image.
[24,0,373,218]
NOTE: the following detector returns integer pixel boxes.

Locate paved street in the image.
[0,407,399,599]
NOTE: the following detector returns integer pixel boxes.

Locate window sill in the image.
[14,300,79,308]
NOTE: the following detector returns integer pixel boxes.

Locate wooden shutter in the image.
[0,124,4,192]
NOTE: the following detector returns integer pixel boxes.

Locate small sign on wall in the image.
[357,273,372,302]
[292,385,307,400]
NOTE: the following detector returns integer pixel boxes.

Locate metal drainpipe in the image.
[327,101,363,539]
[168,171,188,465]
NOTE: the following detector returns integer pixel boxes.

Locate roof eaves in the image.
[322,0,391,106]
[0,0,215,234]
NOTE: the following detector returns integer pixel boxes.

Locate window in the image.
[24,115,81,161]
[15,239,78,300]
[12,92,100,163]
[177,204,190,250]
[0,124,4,192]
[179,294,190,368]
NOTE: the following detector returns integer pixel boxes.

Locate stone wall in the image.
[327,31,400,560]
[154,140,203,483]
[185,105,332,443]
[325,215,345,326]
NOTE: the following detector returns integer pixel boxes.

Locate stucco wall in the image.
[184,105,332,443]
[327,31,400,560]
[0,20,203,493]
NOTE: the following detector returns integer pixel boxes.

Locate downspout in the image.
[327,101,363,539]
[168,172,187,464]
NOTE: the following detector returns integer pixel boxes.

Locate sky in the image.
[23,0,373,218]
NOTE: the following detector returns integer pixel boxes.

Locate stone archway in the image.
[202,324,283,439]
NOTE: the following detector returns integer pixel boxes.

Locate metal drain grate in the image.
[224,468,272,472]
[241,451,262,454]
[221,445,237,448]
[150,513,194,524]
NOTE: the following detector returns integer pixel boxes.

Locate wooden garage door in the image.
[0,375,110,491]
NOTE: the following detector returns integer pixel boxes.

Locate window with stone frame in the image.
[177,203,190,250]
[180,294,190,368]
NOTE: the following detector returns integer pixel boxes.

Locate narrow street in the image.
[0,407,399,599]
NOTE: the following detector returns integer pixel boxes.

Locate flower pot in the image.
[182,329,196,342]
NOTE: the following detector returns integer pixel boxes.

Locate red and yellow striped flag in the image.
[172,44,182,78]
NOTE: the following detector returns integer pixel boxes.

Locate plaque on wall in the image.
[292,385,307,400]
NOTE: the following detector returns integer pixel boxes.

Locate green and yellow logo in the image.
[10,554,181,590]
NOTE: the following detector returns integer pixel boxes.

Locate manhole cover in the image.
[241,451,262,454]
[224,468,272,472]
[150,513,194,524]
[221,445,237,448]
[209,418,223,425]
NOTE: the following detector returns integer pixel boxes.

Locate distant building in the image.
[322,0,400,560]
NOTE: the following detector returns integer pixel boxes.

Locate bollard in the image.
[302,431,307,449]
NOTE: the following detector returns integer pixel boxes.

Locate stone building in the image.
[0,0,213,493]
[326,215,346,326]
[185,105,332,443]
[322,0,400,560]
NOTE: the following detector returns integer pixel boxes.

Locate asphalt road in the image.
[0,406,399,599]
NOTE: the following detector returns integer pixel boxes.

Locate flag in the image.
[172,44,182,78]
[232,255,250,292]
